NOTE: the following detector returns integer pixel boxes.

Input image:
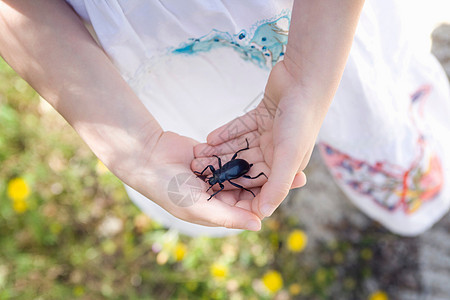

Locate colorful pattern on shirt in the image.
[319,85,444,214]
[172,11,290,69]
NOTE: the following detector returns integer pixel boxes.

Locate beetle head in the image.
[208,176,218,186]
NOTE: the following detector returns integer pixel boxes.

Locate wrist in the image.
[266,60,333,113]
[79,116,163,182]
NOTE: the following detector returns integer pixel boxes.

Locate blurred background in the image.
[1,6,450,300]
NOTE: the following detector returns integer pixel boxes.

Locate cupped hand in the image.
[123,130,262,231]
[193,61,328,219]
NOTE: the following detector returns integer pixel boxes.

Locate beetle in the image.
[194,138,268,200]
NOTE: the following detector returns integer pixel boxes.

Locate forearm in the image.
[284,0,364,107]
[0,0,162,177]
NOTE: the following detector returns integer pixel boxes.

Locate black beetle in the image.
[194,138,268,200]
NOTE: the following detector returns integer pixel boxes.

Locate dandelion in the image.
[262,270,283,293]
[361,248,373,260]
[210,263,228,279]
[369,290,389,300]
[96,159,110,175]
[7,177,30,201]
[289,283,301,295]
[12,199,28,214]
[72,285,85,297]
[173,242,187,261]
[287,229,308,252]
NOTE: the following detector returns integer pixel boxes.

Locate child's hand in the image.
[124,131,262,231]
[193,61,328,219]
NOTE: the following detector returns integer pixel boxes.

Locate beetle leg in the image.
[207,182,225,200]
[228,180,256,197]
[206,183,214,192]
[213,155,222,169]
[231,138,250,160]
[194,165,216,177]
[243,172,268,180]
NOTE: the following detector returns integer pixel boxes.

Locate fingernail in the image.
[245,220,261,231]
[261,204,275,217]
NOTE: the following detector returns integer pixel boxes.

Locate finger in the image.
[256,143,301,217]
[182,196,262,231]
[290,172,307,189]
[225,185,262,200]
[214,187,261,205]
[215,190,263,220]
[289,148,312,189]
[207,109,258,145]
[194,131,260,158]
[193,177,263,201]
[237,186,261,202]
[199,189,261,214]
[234,198,254,211]
[299,147,314,171]
[150,164,261,231]
[211,189,240,206]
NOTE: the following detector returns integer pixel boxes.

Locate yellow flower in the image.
[369,291,389,300]
[72,285,85,297]
[210,263,228,279]
[96,159,110,175]
[289,283,301,295]
[287,229,308,252]
[173,242,187,261]
[361,248,373,260]
[7,177,30,201]
[262,270,283,293]
[12,199,28,214]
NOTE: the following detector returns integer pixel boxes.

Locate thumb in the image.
[182,196,263,231]
[291,171,307,189]
[256,142,301,217]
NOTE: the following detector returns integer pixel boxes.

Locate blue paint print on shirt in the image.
[172,12,290,69]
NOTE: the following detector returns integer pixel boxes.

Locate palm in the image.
[128,131,262,229]
[193,62,311,218]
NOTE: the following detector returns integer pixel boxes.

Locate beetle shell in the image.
[216,159,251,182]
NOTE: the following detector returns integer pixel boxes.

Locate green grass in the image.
[0,57,393,300]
